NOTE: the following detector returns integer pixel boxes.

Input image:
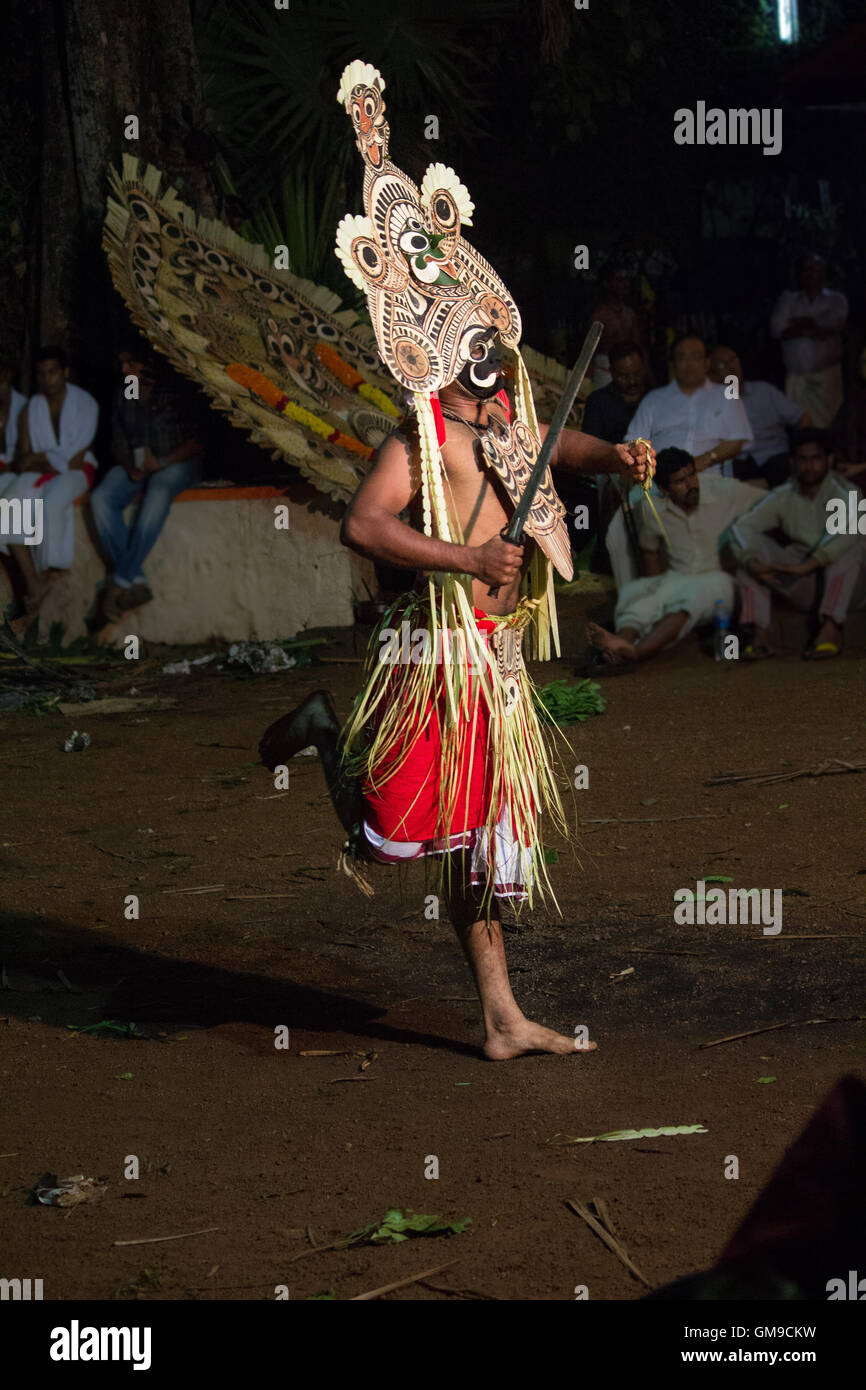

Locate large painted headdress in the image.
[335,61,568,655]
[335,61,522,395]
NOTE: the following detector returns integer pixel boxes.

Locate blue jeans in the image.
[90,458,203,586]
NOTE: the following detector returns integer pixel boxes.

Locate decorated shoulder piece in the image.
[335,60,571,657]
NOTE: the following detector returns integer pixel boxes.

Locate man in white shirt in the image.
[769,254,847,428]
[708,345,810,488]
[585,447,761,669]
[625,335,752,472]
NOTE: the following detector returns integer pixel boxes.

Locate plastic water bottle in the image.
[713,600,730,661]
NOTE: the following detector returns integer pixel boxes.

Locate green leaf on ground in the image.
[535,679,605,724]
[757,1077,777,1084]
[543,847,559,865]
[67,1020,144,1038]
[342,1209,471,1248]
[548,1124,708,1146]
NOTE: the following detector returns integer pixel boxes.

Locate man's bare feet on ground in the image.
[483,1015,598,1060]
[7,584,48,636]
[585,620,637,665]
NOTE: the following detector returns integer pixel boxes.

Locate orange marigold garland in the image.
[225,362,374,459]
[313,342,401,419]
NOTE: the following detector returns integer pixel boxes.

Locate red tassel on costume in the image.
[496,388,512,421]
[430,393,447,447]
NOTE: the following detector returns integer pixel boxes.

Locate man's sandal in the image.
[741,641,775,662]
[802,641,842,661]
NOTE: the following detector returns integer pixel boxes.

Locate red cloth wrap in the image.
[363,609,499,845]
[34,463,95,490]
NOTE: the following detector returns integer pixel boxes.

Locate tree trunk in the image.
[29,0,216,394]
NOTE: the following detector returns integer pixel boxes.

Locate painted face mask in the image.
[335,60,520,394]
[456,330,505,399]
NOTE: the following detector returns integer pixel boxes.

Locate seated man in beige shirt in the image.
[586,447,761,670]
[726,428,863,660]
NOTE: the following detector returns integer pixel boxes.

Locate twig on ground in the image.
[114,1226,220,1247]
[90,842,146,864]
[699,1015,866,1049]
[351,1259,459,1300]
[566,1199,650,1288]
[706,757,866,788]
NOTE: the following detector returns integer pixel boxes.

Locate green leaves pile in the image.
[346,1209,471,1247]
[535,679,606,725]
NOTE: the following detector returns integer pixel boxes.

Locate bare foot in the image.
[8,594,41,637]
[483,1016,598,1060]
[585,620,636,665]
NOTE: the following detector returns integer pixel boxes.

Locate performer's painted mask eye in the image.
[399,226,432,257]
[456,331,505,398]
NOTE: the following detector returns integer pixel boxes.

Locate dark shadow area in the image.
[0,907,480,1057]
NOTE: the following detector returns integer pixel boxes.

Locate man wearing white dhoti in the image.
[0,347,98,633]
[770,255,848,430]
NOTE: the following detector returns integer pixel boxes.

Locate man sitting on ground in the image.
[727,428,863,661]
[708,344,810,487]
[91,341,205,625]
[586,447,761,670]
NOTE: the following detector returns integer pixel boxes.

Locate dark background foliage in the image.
[1,0,864,396]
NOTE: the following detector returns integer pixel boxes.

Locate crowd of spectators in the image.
[573,252,866,670]
[0,338,208,636]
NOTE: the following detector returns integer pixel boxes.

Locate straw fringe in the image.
[341,384,568,910]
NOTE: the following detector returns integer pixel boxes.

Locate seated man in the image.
[91,340,205,624]
[582,340,650,585]
[586,447,761,670]
[625,334,752,472]
[727,428,863,660]
[582,338,648,445]
[708,344,809,487]
[0,346,97,633]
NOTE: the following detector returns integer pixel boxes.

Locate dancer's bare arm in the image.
[546,427,651,484]
[341,432,523,588]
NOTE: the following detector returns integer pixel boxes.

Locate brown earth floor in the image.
[1,594,864,1300]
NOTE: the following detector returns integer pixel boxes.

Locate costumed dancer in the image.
[261,62,654,1060]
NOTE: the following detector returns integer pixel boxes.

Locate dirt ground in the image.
[1,593,864,1301]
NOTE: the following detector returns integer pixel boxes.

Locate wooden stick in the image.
[351,1259,458,1301]
[699,1015,865,1050]
[566,1200,650,1288]
[706,757,866,788]
[224,893,298,901]
[114,1226,220,1247]
[162,884,225,895]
